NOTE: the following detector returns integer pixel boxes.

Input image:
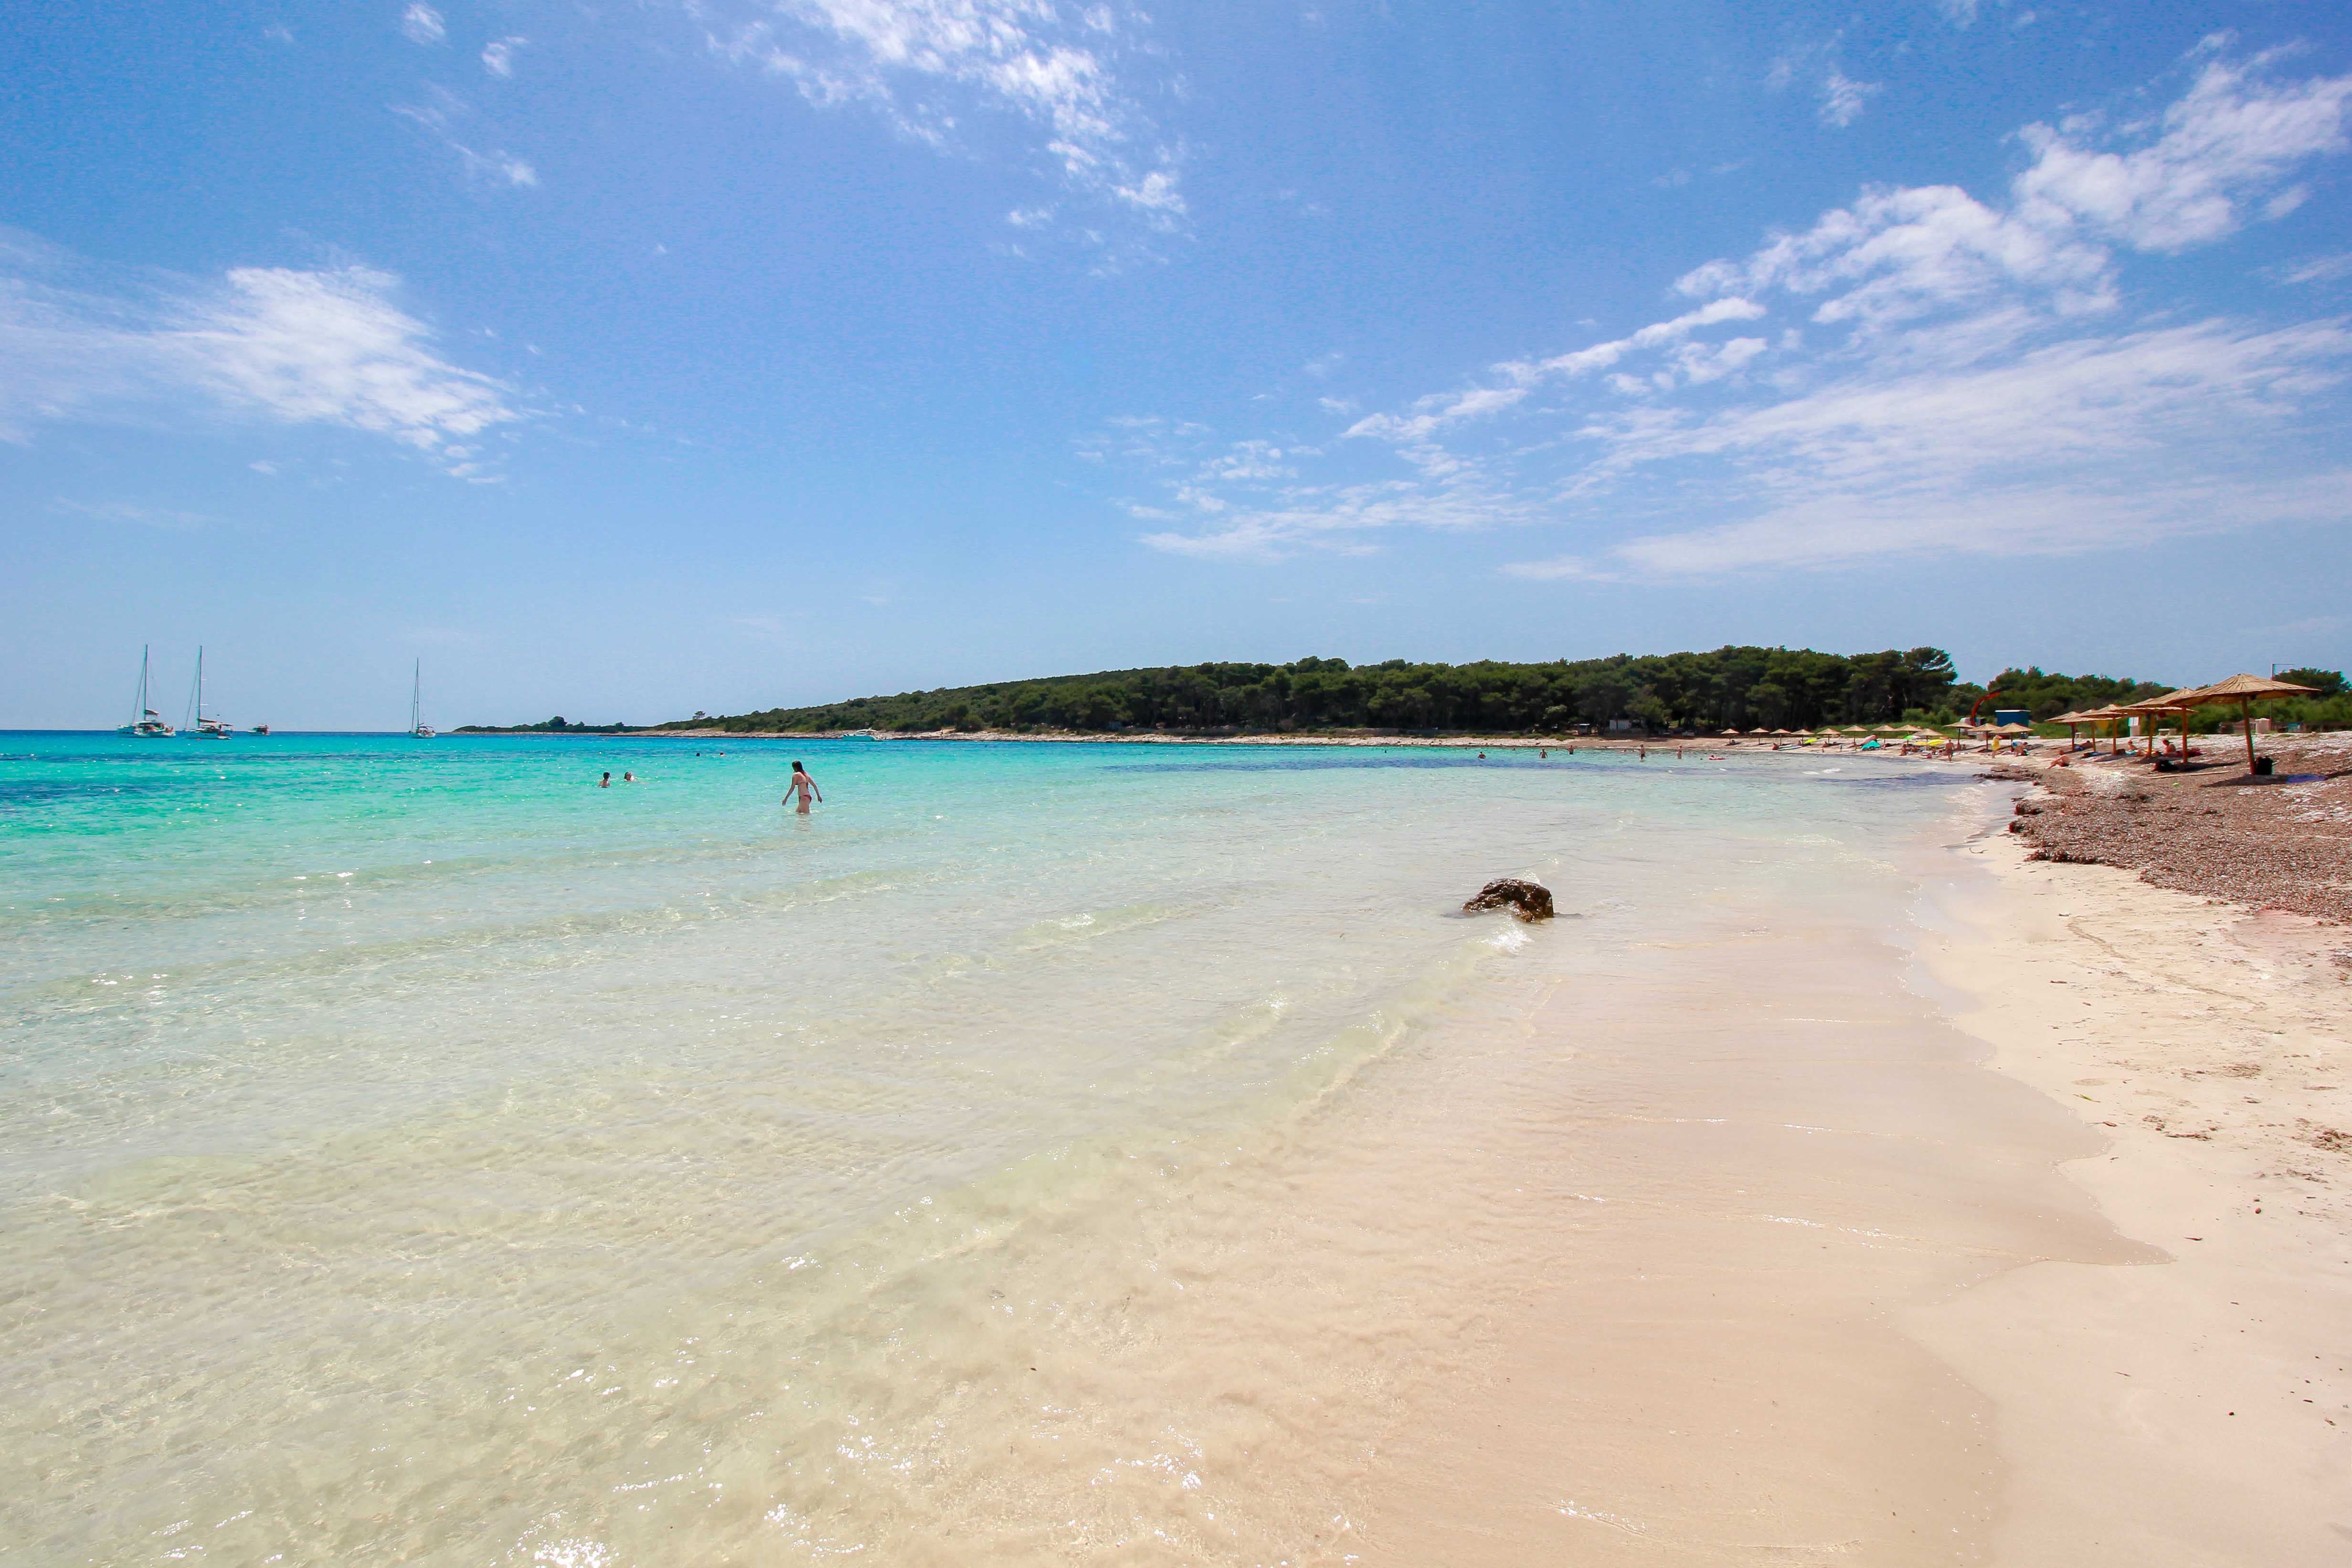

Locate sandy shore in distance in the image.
[1910,827,2351,1564]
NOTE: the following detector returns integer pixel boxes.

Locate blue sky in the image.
[3,0,2348,729]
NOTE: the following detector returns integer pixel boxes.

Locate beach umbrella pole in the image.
[2242,698,2255,773]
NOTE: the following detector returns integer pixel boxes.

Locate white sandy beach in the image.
[1913,831,2351,1564]
[1326,783,2352,1564]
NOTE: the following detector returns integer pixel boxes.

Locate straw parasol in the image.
[1717,729,1740,738]
[2049,709,2088,748]
[2116,689,2202,760]
[1844,725,1872,734]
[2073,703,2133,754]
[2169,673,2320,773]
[1747,728,1770,735]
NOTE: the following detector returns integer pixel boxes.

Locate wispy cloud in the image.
[1817,66,1882,129]
[2273,253,2352,286]
[696,0,1184,236]
[0,235,523,477]
[1769,37,1881,130]
[481,36,527,77]
[399,3,446,46]
[1122,45,2352,576]
[393,88,539,187]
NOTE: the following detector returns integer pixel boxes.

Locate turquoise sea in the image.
[0,732,1978,1565]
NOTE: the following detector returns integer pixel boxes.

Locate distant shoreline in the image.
[533,727,1937,752]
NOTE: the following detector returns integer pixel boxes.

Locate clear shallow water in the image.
[0,733,1960,1565]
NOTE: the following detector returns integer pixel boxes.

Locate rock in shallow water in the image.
[1463,878,1554,922]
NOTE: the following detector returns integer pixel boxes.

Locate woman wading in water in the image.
[785,760,822,815]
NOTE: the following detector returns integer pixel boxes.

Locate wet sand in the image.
[1336,785,2352,1563]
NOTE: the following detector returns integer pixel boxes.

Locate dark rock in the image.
[1464,878,1554,922]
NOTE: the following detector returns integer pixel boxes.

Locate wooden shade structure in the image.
[2072,703,2134,754]
[2169,673,2320,773]
[2116,689,2203,761]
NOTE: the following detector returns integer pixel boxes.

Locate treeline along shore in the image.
[653,647,1977,736]
[449,648,2351,739]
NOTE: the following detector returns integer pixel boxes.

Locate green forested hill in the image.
[660,646,2005,735]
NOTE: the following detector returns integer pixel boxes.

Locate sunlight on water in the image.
[0,733,1959,1564]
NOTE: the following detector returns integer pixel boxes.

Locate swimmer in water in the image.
[786,760,821,814]
[623,771,636,784]
[599,771,611,788]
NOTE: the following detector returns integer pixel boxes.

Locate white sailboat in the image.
[190,646,233,736]
[117,646,176,737]
[409,660,436,739]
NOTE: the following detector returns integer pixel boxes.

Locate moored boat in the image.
[409,660,436,739]
[117,646,175,737]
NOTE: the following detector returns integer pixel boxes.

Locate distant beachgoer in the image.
[599,771,611,788]
[1639,746,1647,760]
[623,771,636,783]
[786,760,822,814]
[1478,752,1486,760]
[1540,749,1548,759]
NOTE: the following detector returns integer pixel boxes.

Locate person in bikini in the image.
[786,761,822,814]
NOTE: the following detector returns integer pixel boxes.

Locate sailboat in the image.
[190,646,233,736]
[409,660,436,739]
[117,646,176,737]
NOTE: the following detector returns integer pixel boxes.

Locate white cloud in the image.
[400,3,446,45]
[1123,45,2352,576]
[0,242,521,476]
[1613,319,2347,474]
[1595,468,2352,578]
[1818,67,1882,129]
[482,36,528,77]
[1343,297,1769,442]
[700,0,1182,232]
[1676,183,2115,329]
[2011,50,2352,252]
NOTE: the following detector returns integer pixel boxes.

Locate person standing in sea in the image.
[786,760,822,814]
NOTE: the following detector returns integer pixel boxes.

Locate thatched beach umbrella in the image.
[2072,703,2131,754]
[2171,673,2320,773]
[1747,728,1770,736]
[2117,689,2201,759]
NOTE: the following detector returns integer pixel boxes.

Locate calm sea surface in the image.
[0,733,1966,1565]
